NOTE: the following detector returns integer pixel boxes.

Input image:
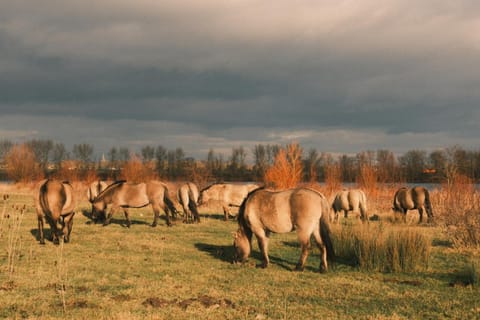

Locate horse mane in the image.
[237,186,265,231]
[200,182,223,193]
[94,180,125,202]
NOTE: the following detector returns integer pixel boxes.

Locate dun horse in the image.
[233,187,334,273]
[331,189,368,223]
[198,183,259,220]
[87,180,109,221]
[393,186,434,223]
[177,182,200,223]
[92,180,178,227]
[35,179,76,244]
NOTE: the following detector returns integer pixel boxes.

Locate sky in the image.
[1,0,479,161]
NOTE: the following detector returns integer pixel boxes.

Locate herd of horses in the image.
[35,179,434,272]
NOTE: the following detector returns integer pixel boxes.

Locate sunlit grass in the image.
[0,186,479,319]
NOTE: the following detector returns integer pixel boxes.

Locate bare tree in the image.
[73,143,94,167]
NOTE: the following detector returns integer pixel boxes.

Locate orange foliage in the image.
[4,144,43,183]
[120,155,157,183]
[324,163,342,196]
[264,143,303,190]
[356,164,378,197]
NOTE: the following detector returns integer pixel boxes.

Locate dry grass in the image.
[0,183,480,319]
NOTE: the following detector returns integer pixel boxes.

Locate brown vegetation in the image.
[4,144,43,183]
[264,143,303,189]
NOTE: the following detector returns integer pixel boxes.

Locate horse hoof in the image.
[295,265,305,272]
[151,223,157,228]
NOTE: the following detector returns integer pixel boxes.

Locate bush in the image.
[4,144,43,183]
[264,143,303,189]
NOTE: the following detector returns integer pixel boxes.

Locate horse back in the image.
[244,188,322,234]
[117,182,150,207]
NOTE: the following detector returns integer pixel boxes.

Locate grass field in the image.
[0,184,479,319]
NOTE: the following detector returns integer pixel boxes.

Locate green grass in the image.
[0,190,479,319]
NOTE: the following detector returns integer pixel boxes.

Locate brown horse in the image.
[92,180,178,227]
[34,179,76,244]
[87,180,109,221]
[393,186,434,223]
[198,183,259,220]
[233,187,334,273]
[331,189,368,223]
[177,182,200,223]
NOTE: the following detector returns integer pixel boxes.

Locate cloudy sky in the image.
[1,0,479,160]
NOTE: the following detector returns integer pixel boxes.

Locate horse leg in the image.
[418,207,424,224]
[402,208,408,223]
[256,230,270,268]
[189,200,200,223]
[223,205,229,221]
[312,228,328,273]
[62,212,75,243]
[295,232,311,272]
[152,203,171,227]
[343,209,348,219]
[123,209,131,228]
[37,215,45,245]
[103,207,117,226]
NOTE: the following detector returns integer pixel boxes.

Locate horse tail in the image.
[39,179,51,217]
[163,188,178,216]
[320,199,335,261]
[424,188,434,219]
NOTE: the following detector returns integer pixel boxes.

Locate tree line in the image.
[0,139,478,184]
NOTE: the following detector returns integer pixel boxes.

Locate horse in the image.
[331,189,368,223]
[198,183,260,220]
[91,180,178,227]
[177,182,200,223]
[87,180,109,221]
[34,179,76,245]
[233,187,334,273]
[393,186,434,223]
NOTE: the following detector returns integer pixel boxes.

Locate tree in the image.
[264,143,303,189]
[26,139,53,171]
[73,143,94,165]
[52,143,68,168]
[4,143,42,182]
[399,150,427,182]
[155,145,167,177]
[0,139,13,162]
[304,148,320,183]
[141,145,155,163]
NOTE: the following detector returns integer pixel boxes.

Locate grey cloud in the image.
[0,0,480,156]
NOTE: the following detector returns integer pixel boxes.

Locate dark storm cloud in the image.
[1,0,480,156]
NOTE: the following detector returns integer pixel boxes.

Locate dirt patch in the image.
[142,295,235,310]
[0,281,16,291]
[383,278,422,286]
[112,294,133,302]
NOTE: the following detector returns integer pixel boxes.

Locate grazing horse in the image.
[331,189,368,223]
[34,179,76,244]
[393,186,434,223]
[198,183,260,220]
[87,180,109,221]
[177,182,200,223]
[233,187,334,273]
[92,180,178,227]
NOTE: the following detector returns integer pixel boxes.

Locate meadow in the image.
[0,182,479,319]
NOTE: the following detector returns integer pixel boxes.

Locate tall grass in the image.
[333,224,431,273]
[5,203,25,279]
[435,173,480,248]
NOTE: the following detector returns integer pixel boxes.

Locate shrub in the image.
[4,144,43,183]
[264,143,303,189]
